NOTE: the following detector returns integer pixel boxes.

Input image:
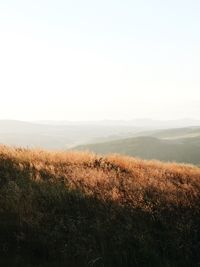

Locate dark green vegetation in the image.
[74,127,200,165]
[0,146,200,266]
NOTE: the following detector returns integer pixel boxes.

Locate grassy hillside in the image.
[74,135,200,165]
[149,127,200,139]
[0,146,200,266]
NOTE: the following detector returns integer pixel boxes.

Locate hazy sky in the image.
[0,0,200,121]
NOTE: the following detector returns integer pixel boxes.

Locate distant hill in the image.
[149,126,200,139]
[1,121,200,165]
[0,120,143,149]
[74,128,200,165]
[35,118,200,128]
[1,145,200,266]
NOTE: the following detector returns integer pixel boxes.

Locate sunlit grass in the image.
[0,145,200,266]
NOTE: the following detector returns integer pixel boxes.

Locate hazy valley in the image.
[1,119,200,165]
[75,126,200,165]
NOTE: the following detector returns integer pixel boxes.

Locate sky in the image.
[0,0,200,121]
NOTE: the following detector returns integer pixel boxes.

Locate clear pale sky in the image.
[0,0,200,121]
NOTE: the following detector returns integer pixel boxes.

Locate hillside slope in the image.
[74,135,200,165]
[0,146,200,266]
[149,127,200,139]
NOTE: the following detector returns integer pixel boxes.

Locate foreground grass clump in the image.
[0,145,200,266]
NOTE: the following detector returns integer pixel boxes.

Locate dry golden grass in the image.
[1,145,199,207]
[0,145,200,266]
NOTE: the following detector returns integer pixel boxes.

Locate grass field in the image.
[0,145,200,266]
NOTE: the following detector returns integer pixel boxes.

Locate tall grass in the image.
[0,145,200,266]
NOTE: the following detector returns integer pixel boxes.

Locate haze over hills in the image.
[0,120,144,149]
[0,119,200,165]
[35,118,200,128]
[74,126,200,165]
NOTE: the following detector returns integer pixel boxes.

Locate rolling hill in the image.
[1,121,200,165]
[149,126,200,139]
[74,128,200,165]
[0,120,143,149]
[0,145,200,266]
[1,120,200,151]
